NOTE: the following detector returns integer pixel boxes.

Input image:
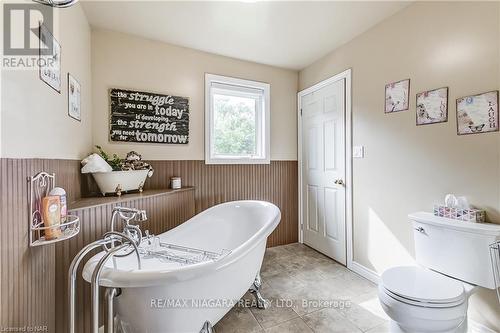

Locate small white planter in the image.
[92,169,153,196]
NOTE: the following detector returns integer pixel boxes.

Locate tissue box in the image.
[433,204,485,222]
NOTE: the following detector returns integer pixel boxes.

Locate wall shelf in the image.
[68,187,195,212]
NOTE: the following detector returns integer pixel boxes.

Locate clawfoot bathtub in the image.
[82,200,281,333]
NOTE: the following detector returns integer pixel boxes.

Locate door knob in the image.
[334,179,344,186]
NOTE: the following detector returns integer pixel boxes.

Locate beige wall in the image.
[91,29,298,161]
[300,1,500,330]
[1,3,92,159]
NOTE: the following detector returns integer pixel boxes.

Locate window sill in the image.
[205,158,270,165]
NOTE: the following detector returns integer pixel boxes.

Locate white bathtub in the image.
[82,200,281,333]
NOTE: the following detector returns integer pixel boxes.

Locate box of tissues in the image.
[433,194,485,222]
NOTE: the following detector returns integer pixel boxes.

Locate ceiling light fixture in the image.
[32,0,79,8]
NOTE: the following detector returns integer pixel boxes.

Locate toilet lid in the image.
[381,266,465,305]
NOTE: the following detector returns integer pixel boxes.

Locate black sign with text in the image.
[109,88,189,144]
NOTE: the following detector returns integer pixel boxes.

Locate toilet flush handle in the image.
[414,226,425,233]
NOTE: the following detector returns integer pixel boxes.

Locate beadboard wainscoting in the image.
[0,159,196,332]
[58,188,196,333]
[144,160,299,247]
[0,158,82,332]
[0,158,298,332]
[83,160,299,247]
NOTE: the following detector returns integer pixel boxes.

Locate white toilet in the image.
[378,212,500,333]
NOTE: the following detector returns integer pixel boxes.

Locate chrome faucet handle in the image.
[136,210,147,222]
[123,224,142,246]
[414,226,425,233]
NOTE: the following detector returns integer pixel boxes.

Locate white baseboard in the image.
[348,261,380,284]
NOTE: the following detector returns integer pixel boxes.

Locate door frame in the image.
[297,68,353,268]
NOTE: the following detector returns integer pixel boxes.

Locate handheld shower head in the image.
[110,207,148,233]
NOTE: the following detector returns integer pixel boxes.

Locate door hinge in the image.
[300,109,303,116]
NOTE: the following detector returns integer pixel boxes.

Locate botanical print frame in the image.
[39,24,61,93]
[67,73,81,121]
[385,79,410,113]
[456,90,499,135]
[416,87,448,125]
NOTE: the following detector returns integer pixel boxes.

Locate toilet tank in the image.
[409,212,500,289]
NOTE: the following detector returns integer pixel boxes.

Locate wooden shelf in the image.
[68,187,195,212]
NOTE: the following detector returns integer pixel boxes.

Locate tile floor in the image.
[215,243,389,333]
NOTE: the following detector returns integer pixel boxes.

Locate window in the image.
[205,74,270,164]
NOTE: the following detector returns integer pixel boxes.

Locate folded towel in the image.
[81,153,113,173]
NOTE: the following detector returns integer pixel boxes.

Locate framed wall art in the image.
[67,73,81,121]
[416,87,448,125]
[385,79,410,113]
[38,23,61,93]
[456,90,498,135]
[109,88,189,144]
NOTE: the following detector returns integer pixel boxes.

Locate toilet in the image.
[378,212,500,333]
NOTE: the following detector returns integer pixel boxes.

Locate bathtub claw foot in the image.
[252,292,270,309]
[249,273,270,309]
[200,320,213,333]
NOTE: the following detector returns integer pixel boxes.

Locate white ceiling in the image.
[81,1,410,70]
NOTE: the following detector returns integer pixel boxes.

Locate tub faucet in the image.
[110,206,148,232]
[110,207,148,246]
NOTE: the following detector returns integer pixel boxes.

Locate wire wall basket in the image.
[489,240,500,304]
[28,172,80,247]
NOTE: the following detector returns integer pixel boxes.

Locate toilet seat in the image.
[381,266,466,308]
[381,286,465,308]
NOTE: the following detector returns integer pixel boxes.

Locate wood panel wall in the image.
[0,158,81,332]
[0,159,196,333]
[145,160,299,247]
[57,188,196,333]
[0,158,298,333]
[84,160,299,247]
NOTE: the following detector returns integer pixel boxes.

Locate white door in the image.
[300,78,346,265]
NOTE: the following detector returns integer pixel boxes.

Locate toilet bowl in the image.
[378,212,500,333]
[379,266,469,333]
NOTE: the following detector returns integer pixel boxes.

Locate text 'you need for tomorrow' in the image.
[109,88,190,144]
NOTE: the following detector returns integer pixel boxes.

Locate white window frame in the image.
[205,73,270,164]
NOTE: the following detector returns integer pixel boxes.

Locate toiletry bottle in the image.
[42,196,62,240]
[49,187,67,223]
